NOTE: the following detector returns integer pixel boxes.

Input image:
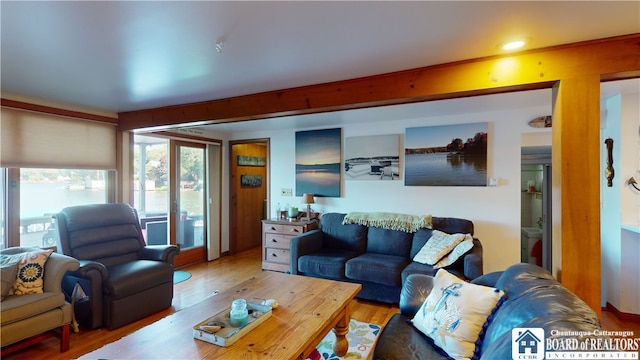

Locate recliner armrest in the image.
[400,274,434,317]
[289,229,323,274]
[139,245,180,265]
[74,260,109,280]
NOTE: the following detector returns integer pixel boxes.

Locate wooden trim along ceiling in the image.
[118,34,640,131]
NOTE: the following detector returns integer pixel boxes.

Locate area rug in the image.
[307,319,381,360]
[173,270,192,284]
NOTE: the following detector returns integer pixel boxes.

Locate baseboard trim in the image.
[603,302,640,322]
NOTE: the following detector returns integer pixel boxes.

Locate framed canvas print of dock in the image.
[405,123,488,186]
[345,134,400,180]
[295,128,341,197]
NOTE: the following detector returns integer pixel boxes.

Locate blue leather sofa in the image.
[290,213,483,304]
[373,263,605,359]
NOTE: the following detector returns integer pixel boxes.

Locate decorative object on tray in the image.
[193,301,272,346]
[307,319,381,360]
[342,212,432,233]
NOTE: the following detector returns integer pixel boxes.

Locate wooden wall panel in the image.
[552,77,602,317]
[230,142,268,254]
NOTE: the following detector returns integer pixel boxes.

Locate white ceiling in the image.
[1,1,639,133]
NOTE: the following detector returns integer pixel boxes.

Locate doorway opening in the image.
[133,134,218,267]
[229,139,269,255]
[521,146,552,271]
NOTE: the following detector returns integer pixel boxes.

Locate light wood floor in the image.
[5,247,398,360]
[5,246,637,359]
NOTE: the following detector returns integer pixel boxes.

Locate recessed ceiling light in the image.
[501,39,527,51]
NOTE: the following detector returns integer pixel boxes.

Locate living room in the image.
[1,2,639,359]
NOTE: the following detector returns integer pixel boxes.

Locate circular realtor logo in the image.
[512,328,640,359]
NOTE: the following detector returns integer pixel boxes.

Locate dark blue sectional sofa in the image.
[289,212,483,304]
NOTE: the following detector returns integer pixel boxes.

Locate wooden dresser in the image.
[261,219,319,272]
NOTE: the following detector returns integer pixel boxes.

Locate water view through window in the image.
[19,168,108,247]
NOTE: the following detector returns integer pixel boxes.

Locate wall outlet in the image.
[281,188,292,196]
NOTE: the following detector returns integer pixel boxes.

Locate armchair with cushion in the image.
[54,203,179,330]
[1,247,79,355]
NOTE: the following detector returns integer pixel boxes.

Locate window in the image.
[1,105,117,249]
[19,168,109,248]
[133,136,169,217]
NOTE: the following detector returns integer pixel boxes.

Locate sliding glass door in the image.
[133,136,208,266]
[174,142,205,250]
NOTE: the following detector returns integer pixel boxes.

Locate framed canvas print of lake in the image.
[405,123,488,186]
[295,128,341,197]
[345,134,400,180]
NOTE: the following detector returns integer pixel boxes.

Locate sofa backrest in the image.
[55,203,146,267]
[409,217,475,258]
[320,213,367,252]
[478,263,602,359]
[367,227,413,257]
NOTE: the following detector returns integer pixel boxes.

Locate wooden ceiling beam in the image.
[118,34,640,131]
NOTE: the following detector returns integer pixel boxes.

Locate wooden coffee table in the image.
[80,272,361,359]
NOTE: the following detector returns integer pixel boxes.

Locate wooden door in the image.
[230,140,269,254]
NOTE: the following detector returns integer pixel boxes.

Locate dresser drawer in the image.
[264,234,291,250]
[264,248,290,265]
[263,223,304,236]
[263,223,282,233]
[280,224,304,236]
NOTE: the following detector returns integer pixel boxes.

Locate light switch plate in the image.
[281,188,292,196]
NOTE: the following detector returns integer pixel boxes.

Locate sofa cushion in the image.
[105,260,174,300]
[413,231,467,265]
[346,253,410,287]
[321,213,367,252]
[401,262,438,284]
[432,217,474,236]
[0,292,65,325]
[411,269,504,360]
[366,227,413,257]
[433,238,474,269]
[410,228,434,259]
[298,249,361,279]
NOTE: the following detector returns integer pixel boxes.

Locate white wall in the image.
[232,103,552,274]
[601,89,640,314]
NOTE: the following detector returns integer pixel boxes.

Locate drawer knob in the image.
[271,253,278,257]
[290,229,300,233]
[271,238,278,243]
[270,227,277,231]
